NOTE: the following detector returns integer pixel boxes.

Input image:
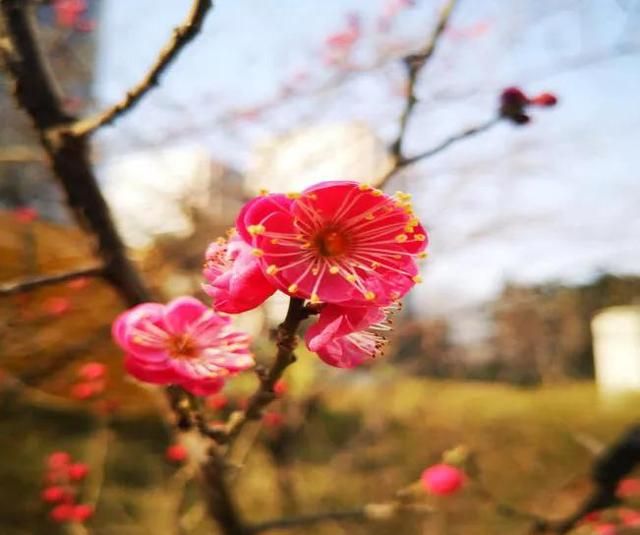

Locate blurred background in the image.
[1,0,640,533]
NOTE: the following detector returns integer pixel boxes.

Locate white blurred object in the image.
[246,122,393,194]
[591,306,640,396]
[102,145,212,247]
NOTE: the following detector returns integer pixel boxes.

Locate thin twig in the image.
[389,0,459,160]
[0,265,103,296]
[57,0,213,138]
[207,298,312,445]
[379,115,501,187]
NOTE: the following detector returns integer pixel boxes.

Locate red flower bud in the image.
[78,362,106,381]
[50,503,75,523]
[165,444,188,463]
[47,451,71,470]
[273,379,288,397]
[71,382,96,401]
[262,412,284,429]
[206,393,228,410]
[72,504,94,522]
[530,92,557,107]
[68,463,89,481]
[41,486,65,503]
[420,464,465,496]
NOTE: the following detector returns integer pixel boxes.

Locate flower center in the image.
[314,229,350,257]
[167,334,198,360]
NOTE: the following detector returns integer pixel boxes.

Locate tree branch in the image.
[389,0,459,160]
[0,0,151,306]
[201,298,312,445]
[57,0,213,138]
[0,265,103,296]
[379,115,501,187]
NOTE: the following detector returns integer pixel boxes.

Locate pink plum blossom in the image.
[237,181,427,307]
[305,303,396,368]
[421,464,465,496]
[112,296,254,396]
[203,233,276,313]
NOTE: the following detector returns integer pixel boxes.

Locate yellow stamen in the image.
[371,261,380,269]
[413,275,423,283]
[329,266,340,274]
[248,224,265,236]
[266,265,278,275]
[309,293,321,304]
[346,274,357,282]
[364,291,376,301]
[286,192,301,199]
[252,249,264,257]
[371,188,383,197]
[413,234,426,242]
[358,183,371,191]
[417,252,428,259]
[215,237,226,245]
[259,188,269,196]
[287,284,298,294]
[395,234,408,243]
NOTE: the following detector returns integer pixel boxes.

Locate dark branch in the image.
[0,265,103,296]
[379,115,501,188]
[206,298,313,444]
[531,423,640,534]
[0,0,151,306]
[58,0,213,137]
[388,0,458,160]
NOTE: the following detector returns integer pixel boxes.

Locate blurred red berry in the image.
[71,382,95,400]
[13,206,38,223]
[71,504,94,522]
[47,451,71,470]
[78,362,106,381]
[67,277,89,290]
[583,511,602,523]
[594,524,617,535]
[50,503,75,523]
[262,412,284,429]
[531,92,558,107]
[53,0,86,28]
[619,508,640,526]
[42,296,71,317]
[41,486,65,503]
[420,464,465,496]
[206,393,228,410]
[273,379,288,397]
[68,463,89,481]
[165,444,188,463]
[618,478,640,498]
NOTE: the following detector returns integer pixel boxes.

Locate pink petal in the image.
[163,297,209,335]
[124,356,176,384]
[179,376,225,396]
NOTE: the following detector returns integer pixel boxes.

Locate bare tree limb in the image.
[57,0,213,138]
[0,265,103,296]
[389,0,459,160]
[0,0,151,306]
[379,115,501,188]
[199,298,313,445]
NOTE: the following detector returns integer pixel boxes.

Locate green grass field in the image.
[2,377,639,535]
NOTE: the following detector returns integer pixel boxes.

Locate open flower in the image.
[203,233,276,313]
[112,297,254,396]
[305,303,396,368]
[237,181,427,307]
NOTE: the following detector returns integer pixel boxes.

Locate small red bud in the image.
[41,486,65,503]
[68,463,89,481]
[420,464,465,496]
[273,379,288,397]
[206,393,228,410]
[71,504,94,522]
[71,382,96,400]
[47,451,71,470]
[530,92,557,107]
[49,503,75,523]
[262,412,284,429]
[77,362,106,381]
[165,444,188,463]
[13,206,38,223]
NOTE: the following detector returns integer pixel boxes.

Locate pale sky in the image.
[93,0,640,336]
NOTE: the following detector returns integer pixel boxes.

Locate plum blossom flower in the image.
[203,233,276,313]
[304,303,397,368]
[112,296,254,396]
[237,181,427,307]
